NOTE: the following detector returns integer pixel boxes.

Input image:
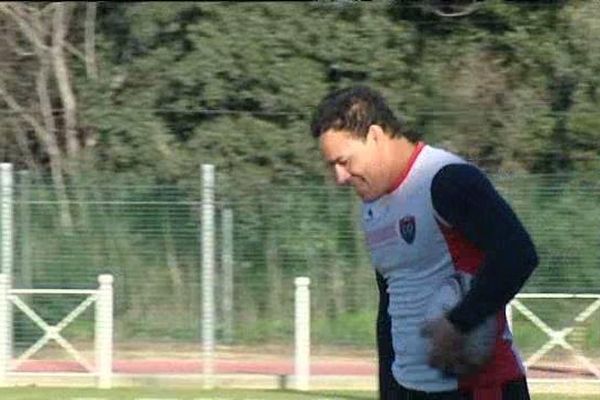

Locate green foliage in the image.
[313,311,375,346]
[77,1,600,184]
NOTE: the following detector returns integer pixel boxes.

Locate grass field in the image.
[0,388,598,400]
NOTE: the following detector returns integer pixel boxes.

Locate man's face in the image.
[319,128,386,202]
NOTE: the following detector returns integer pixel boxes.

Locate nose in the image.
[334,164,352,186]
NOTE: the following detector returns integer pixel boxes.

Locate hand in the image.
[420,316,479,376]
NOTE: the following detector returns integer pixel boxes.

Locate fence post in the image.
[221,208,233,344]
[1,164,13,279]
[0,274,9,386]
[1,164,13,363]
[294,277,310,391]
[18,171,32,292]
[96,274,113,389]
[506,301,513,332]
[202,164,215,389]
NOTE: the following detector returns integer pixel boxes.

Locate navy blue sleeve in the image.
[376,271,401,399]
[431,163,539,334]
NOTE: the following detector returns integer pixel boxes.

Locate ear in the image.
[367,124,386,143]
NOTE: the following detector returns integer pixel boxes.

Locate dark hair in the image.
[310,85,418,141]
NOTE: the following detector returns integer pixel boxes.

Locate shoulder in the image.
[432,163,490,192]
[417,145,466,170]
[430,163,499,225]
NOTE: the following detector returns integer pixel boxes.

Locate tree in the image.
[0,2,110,228]
[0,2,73,226]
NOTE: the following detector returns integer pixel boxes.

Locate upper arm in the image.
[431,163,534,255]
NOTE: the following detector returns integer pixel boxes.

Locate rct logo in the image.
[399,215,416,244]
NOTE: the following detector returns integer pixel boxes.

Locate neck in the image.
[385,138,421,193]
[391,137,416,173]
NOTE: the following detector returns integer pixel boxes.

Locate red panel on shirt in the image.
[437,222,524,392]
[437,222,484,274]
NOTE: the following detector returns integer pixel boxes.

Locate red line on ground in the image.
[14,360,593,379]
[15,359,377,375]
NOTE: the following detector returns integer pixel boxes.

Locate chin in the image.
[357,191,380,202]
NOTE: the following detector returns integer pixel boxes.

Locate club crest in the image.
[399,215,416,244]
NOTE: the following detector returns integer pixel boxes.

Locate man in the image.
[310,86,538,400]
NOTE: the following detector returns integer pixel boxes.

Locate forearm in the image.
[447,236,538,333]
[432,163,539,333]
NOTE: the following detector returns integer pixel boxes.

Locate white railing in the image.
[294,277,311,391]
[290,288,600,391]
[508,293,600,380]
[0,273,114,388]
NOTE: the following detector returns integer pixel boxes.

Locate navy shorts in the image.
[386,376,530,400]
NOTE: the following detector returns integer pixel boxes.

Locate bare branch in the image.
[39,2,57,16]
[85,2,98,79]
[0,1,73,228]
[3,22,35,57]
[10,118,40,173]
[37,50,57,151]
[0,76,47,139]
[65,40,86,62]
[0,3,47,52]
[52,2,79,157]
[5,3,86,62]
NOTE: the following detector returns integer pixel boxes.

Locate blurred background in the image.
[0,0,599,390]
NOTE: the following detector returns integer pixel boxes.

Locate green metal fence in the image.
[1,166,599,379]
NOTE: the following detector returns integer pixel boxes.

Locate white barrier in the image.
[1,163,14,367]
[0,273,114,388]
[96,274,114,388]
[221,208,234,344]
[201,164,216,389]
[0,164,13,280]
[0,274,9,386]
[508,293,600,380]
[289,289,600,390]
[294,276,310,391]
